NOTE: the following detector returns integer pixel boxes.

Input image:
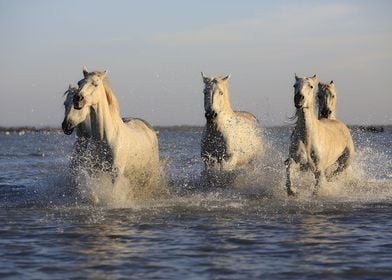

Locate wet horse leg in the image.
[285,158,298,196]
[313,168,326,196]
[332,148,352,178]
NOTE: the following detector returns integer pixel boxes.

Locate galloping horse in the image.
[317,81,337,120]
[63,67,160,190]
[285,75,354,196]
[200,73,263,174]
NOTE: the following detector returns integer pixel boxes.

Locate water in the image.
[0,127,391,279]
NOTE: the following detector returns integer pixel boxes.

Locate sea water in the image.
[0,126,391,279]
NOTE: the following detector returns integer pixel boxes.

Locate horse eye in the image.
[219,91,223,95]
[310,85,313,89]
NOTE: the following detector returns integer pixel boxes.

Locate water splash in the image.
[68,160,170,209]
[2,129,391,211]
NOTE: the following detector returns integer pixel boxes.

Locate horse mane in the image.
[101,76,120,117]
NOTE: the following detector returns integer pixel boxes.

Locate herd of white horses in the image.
[61,67,354,200]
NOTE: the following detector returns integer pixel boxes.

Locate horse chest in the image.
[201,124,229,164]
[87,140,114,172]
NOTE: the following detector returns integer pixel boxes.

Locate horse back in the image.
[122,117,158,146]
[123,117,154,130]
[235,111,259,124]
[318,118,354,161]
[319,119,352,140]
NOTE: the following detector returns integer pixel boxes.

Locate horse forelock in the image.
[63,86,78,97]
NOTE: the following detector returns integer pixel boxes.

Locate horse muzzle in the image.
[62,120,74,135]
[320,109,332,118]
[294,94,304,108]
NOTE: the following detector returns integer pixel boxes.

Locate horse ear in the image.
[222,74,231,81]
[318,82,322,88]
[330,80,334,85]
[312,74,317,78]
[295,73,299,81]
[201,72,209,83]
[68,84,73,90]
[102,70,108,79]
[83,66,89,77]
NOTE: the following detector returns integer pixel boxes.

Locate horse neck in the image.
[90,91,122,143]
[76,124,88,138]
[295,101,319,142]
[76,117,91,138]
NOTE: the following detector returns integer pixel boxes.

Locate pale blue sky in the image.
[0,0,391,126]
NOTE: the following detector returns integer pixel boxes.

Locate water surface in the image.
[0,127,391,279]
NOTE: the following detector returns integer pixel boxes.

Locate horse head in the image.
[73,66,108,110]
[293,74,317,109]
[62,84,90,135]
[201,72,231,120]
[317,81,336,119]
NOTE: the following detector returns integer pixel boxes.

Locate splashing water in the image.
[1,127,390,209]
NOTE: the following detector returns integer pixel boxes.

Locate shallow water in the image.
[0,127,391,279]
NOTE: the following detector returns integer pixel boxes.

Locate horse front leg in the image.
[111,162,126,195]
[313,168,326,196]
[285,158,297,196]
[332,147,353,178]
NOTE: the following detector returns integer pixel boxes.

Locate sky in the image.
[0,0,391,127]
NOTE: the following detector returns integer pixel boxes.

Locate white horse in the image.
[317,81,337,120]
[62,84,91,172]
[285,74,354,196]
[200,73,263,174]
[64,67,160,191]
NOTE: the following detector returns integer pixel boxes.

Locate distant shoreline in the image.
[0,125,389,133]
